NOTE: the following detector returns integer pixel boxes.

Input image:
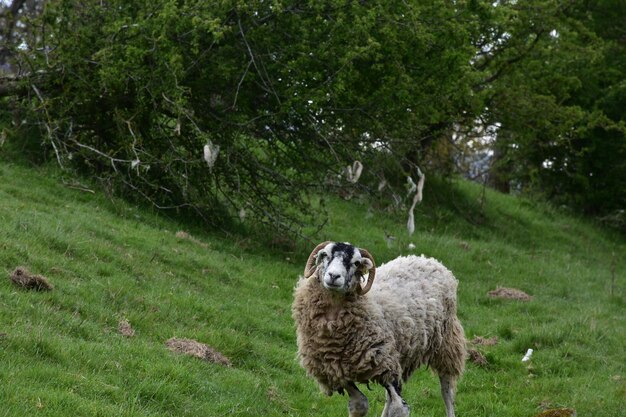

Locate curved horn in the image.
[304,241,332,278]
[356,248,376,295]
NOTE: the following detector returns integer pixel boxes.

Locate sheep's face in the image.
[314,242,374,294]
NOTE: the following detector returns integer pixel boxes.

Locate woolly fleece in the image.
[292,254,466,395]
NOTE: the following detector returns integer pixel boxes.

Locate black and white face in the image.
[315,242,373,294]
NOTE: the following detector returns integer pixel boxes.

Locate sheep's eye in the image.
[354,260,361,267]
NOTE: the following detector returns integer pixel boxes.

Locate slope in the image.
[0,162,624,416]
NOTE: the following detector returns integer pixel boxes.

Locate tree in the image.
[1,0,45,70]
[5,0,623,235]
[480,0,626,227]
[10,0,488,236]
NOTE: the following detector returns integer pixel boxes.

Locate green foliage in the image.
[7,0,625,235]
[0,162,625,416]
[483,0,626,226]
[15,0,489,236]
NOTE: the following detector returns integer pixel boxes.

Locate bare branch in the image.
[232,59,253,109]
[237,17,281,105]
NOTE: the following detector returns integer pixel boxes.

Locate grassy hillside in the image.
[0,161,624,417]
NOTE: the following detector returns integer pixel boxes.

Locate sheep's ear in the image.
[356,248,376,295]
[304,241,332,278]
[360,257,373,273]
[315,250,327,266]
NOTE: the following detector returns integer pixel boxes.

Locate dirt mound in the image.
[165,337,232,367]
[118,319,135,337]
[10,267,54,291]
[487,287,532,301]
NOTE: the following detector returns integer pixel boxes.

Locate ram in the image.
[292,241,466,417]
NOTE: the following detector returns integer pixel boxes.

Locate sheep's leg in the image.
[346,382,369,417]
[439,374,456,417]
[381,382,410,417]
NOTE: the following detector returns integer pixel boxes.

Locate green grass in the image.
[0,161,624,417]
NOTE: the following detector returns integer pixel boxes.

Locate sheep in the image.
[292,241,466,417]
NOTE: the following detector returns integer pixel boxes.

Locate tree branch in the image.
[474,29,546,90]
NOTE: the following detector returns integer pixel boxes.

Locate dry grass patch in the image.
[533,409,577,417]
[9,267,54,291]
[118,319,135,337]
[487,287,532,301]
[165,337,232,367]
[471,336,499,346]
[467,348,488,367]
[175,231,208,248]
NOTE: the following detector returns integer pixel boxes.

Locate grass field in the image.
[0,160,624,416]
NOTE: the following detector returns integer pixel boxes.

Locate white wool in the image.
[407,210,415,235]
[293,252,465,392]
[346,160,363,183]
[406,167,425,235]
[203,141,220,169]
[407,176,417,195]
[292,246,466,416]
[522,349,533,362]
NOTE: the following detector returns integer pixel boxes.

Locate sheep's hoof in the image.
[381,402,410,417]
[348,401,369,417]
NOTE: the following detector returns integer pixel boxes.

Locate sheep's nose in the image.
[328,273,341,283]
